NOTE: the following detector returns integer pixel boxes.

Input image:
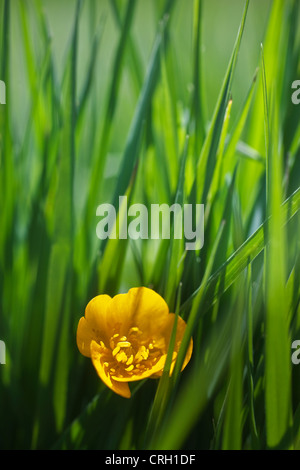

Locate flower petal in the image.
[85,294,112,337]
[76,294,111,356]
[151,314,193,377]
[76,317,93,357]
[90,340,131,399]
[123,287,170,339]
[105,292,138,337]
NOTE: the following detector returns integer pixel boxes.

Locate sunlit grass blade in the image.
[150,285,234,449]
[147,220,225,450]
[241,0,297,213]
[221,290,244,449]
[205,98,232,219]
[245,264,260,449]
[144,284,182,446]
[222,70,258,207]
[191,0,205,155]
[156,31,180,195]
[163,135,189,309]
[261,45,293,450]
[171,220,225,386]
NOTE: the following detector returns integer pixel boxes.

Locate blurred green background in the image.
[10,0,272,149]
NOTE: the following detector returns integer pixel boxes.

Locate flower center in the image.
[98,326,162,378]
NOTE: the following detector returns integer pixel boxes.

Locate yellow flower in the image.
[76,287,193,398]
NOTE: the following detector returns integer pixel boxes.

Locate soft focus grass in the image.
[0,0,300,450]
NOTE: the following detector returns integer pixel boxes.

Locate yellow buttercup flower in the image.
[76,287,193,398]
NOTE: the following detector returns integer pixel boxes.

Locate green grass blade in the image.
[33,0,82,447]
[163,135,189,309]
[191,0,205,154]
[221,275,245,450]
[95,3,176,294]
[84,0,138,233]
[109,0,143,97]
[144,285,182,446]
[262,45,293,450]
[171,220,225,386]
[108,11,172,215]
[193,0,249,205]
[181,186,300,317]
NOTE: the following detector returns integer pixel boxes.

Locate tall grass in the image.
[0,0,299,450]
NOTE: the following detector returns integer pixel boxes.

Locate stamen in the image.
[135,345,149,362]
[126,355,134,365]
[129,327,139,334]
[112,345,120,356]
[117,341,131,348]
[110,333,120,349]
[104,326,163,380]
[135,353,143,363]
[116,351,127,363]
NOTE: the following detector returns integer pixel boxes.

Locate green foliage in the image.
[0,0,299,450]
